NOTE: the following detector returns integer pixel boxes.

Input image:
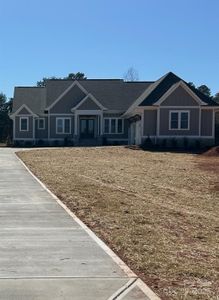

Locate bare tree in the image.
[123,67,139,81]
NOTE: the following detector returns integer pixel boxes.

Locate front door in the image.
[80,119,95,139]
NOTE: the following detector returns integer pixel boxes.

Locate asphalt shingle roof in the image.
[140,72,218,106]
[12,87,46,114]
[12,72,218,115]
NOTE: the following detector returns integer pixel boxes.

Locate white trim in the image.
[212,109,215,138]
[55,117,71,134]
[71,93,107,111]
[10,104,38,118]
[46,81,89,111]
[75,110,103,115]
[159,106,199,109]
[13,118,15,140]
[123,81,159,117]
[199,107,201,137]
[14,138,34,140]
[19,117,29,132]
[106,138,128,141]
[33,117,35,141]
[37,118,45,130]
[154,81,207,106]
[49,113,74,116]
[156,135,214,139]
[156,107,160,137]
[169,110,190,131]
[103,118,124,134]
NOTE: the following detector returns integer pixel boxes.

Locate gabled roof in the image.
[12,87,46,115]
[44,79,153,111]
[72,93,107,110]
[139,72,217,106]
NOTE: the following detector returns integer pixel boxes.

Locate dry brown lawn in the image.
[18,147,219,300]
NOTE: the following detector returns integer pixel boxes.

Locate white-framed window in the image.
[37,118,45,130]
[104,118,124,134]
[19,117,29,131]
[56,118,71,134]
[169,111,190,130]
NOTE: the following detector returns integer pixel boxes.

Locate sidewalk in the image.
[0,148,160,300]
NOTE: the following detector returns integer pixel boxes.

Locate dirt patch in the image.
[202,146,219,157]
[18,147,219,300]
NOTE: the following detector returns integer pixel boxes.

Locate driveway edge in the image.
[16,152,161,300]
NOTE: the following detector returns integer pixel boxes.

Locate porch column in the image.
[100,112,103,135]
[74,113,78,135]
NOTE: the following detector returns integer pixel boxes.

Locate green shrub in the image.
[141,136,153,150]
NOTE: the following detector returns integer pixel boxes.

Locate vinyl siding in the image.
[159,108,199,136]
[49,116,74,139]
[201,110,213,136]
[17,107,31,115]
[77,97,100,110]
[15,116,33,139]
[35,117,48,139]
[143,110,157,136]
[50,85,86,113]
[160,86,199,106]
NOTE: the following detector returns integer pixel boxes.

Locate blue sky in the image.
[0,0,218,98]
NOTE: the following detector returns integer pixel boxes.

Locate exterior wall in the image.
[49,115,74,139]
[143,110,157,136]
[77,97,100,110]
[35,117,48,139]
[201,109,213,136]
[50,85,86,113]
[159,108,199,136]
[78,115,99,137]
[17,107,31,115]
[160,86,199,106]
[103,113,128,140]
[15,116,34,139]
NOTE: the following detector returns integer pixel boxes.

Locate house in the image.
[10,72,219,147]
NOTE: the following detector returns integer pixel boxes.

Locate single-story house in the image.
[10,72,219,147]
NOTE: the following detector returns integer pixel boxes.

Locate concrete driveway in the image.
[0,148,160,300]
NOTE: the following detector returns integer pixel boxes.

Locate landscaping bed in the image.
[18,147,219,300]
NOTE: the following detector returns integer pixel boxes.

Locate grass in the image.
[17,147,219,300]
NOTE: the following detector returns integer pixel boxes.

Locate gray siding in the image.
[143,110,157,136]
[49,116,74,139]
[50,85,86,113]
[15,116,33,139]
[17,107,31,115]
[77,97,100,110]
[35,117,48,139]
[161,86,199,106]
[103,119,129,139]
[159,108,199,136]
[201,110,213,136]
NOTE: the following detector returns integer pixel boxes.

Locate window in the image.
[104,118,124,134]
[104,119,110,134]
[38,118,45,130]
[56,118,71,134]
[20,117,29,131]
[169,111,189,130]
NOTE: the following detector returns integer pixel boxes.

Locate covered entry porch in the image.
[74,111,103,145]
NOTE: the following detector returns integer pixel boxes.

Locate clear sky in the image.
[0,0,218,98]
